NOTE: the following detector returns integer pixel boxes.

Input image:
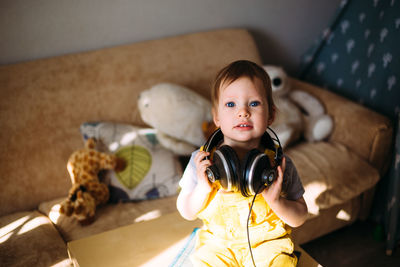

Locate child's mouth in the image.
[236,124,253,129]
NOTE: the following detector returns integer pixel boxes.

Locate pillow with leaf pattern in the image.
[80,121,182,202]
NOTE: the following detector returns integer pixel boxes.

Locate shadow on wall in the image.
[249,28,296,76]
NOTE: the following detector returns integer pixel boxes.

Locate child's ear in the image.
[268,106,276,125]
[212,108,220,127]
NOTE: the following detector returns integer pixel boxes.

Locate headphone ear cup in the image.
[242,149,262,197]
[243,149,274,196]
[214,145,241,192]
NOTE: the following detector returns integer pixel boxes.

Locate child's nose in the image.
[238,107,250,118]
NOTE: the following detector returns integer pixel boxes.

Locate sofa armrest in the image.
[290,78,393,174]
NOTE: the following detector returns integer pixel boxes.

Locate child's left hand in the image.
[262,157,286,206]
[261,156,308,227]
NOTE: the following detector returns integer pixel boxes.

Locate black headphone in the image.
[201,127,283,197]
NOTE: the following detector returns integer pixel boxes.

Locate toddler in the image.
[177,60,308,266]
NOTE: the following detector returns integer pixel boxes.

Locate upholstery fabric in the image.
[286,142,379,214]
[38,195,178,242]
[0,211,70,267]
[290,78,393,173]
[291,196,361,244]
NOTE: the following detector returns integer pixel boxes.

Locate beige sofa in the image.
[0,28,393,266]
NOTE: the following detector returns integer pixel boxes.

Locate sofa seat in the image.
[292,196,361,244]
[39,195,178,242]
[0,211,70,267]
[286,141,380,215]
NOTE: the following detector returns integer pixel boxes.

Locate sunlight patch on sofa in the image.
[303,180,328,215]
[116,131,139,149]
[18,216,49,235]
[134,210,162,223]
[48,203,62,223]
[336,209,351,221]
[0,231,13,244]
[139,235,189,267]
[49,258,72,267]
[0,215,30,243]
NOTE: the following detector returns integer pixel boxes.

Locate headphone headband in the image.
[202,128,224,153]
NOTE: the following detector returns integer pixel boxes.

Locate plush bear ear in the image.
[263,65,290,96]
[85,137,97,149]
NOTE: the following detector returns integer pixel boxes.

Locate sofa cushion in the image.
[292,196,361,244]
[39,195,178,242]
[80,121,182,201]
[286,142,380,214]
[0,211,71,267]
[291,79,393,174]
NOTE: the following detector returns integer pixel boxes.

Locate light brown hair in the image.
[211,60,275,120]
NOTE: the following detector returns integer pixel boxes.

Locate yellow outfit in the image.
[191,190,297,267]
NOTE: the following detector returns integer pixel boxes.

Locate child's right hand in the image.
[194,151,213,191]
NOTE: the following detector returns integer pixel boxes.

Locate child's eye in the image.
[225,102,235,107]
[250,101,260,107]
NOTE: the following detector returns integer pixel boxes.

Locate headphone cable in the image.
[247,183,265,267]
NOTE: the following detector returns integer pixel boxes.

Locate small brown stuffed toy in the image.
[59,138,125,225]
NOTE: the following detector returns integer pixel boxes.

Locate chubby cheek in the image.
[213,109,234,130]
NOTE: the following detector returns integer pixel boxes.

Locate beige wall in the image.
[0,0,342,75]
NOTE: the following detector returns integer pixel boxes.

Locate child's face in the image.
[213,76,271,149]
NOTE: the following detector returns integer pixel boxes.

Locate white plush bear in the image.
[138,83,213,155]
[264,65,333,148]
